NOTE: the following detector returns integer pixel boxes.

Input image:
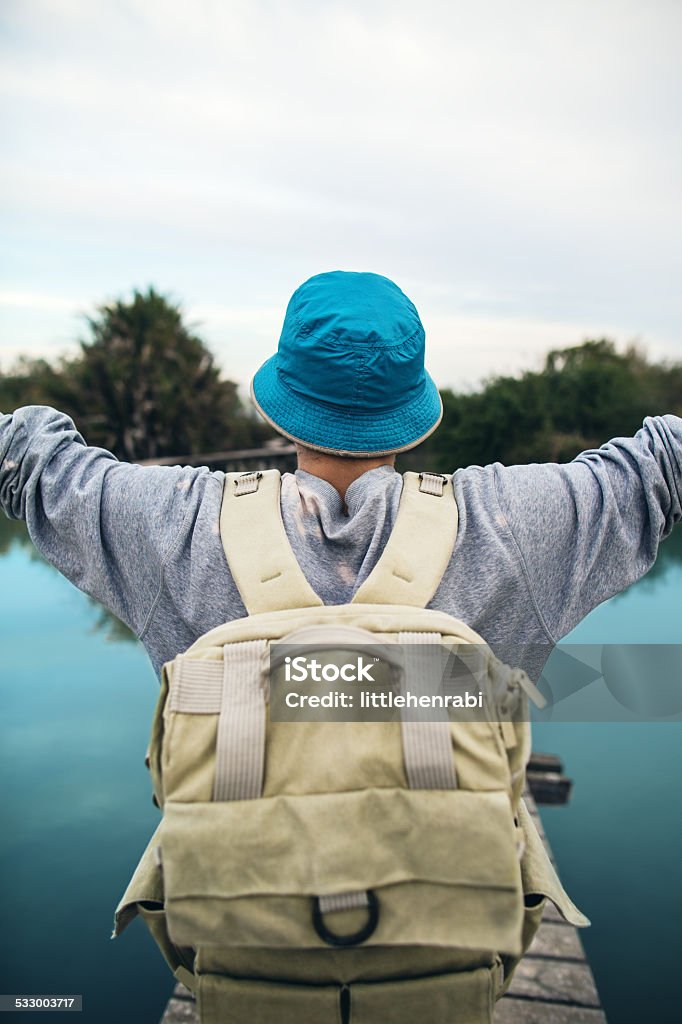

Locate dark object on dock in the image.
[527,752,573,805]
[159,758,605,1023]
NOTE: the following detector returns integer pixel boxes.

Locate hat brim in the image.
[251,356,443,457]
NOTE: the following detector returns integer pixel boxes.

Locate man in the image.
[1,270,680,684]
[2,270,681,1024]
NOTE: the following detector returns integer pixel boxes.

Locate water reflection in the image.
[612,518,682,591]
[0,515,136,643]
[0,512,29,555]
[1,495,681,1024]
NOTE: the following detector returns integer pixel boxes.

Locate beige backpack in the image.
[114,470,587,1024]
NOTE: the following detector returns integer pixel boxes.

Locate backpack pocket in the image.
[197,964,499,1024]
[157,786,525,958]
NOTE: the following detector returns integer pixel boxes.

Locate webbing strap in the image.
[169,659,223,713]
[399,632,458,790]
[352,472,458,608]
[213,640,268,801]
[317,891,369,914]
[219,470,323,615]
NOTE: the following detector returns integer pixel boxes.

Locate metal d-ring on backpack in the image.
[114,470,588,1024]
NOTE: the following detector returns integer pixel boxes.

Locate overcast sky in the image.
[1,0,681,391]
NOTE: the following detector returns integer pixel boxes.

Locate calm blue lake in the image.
[0,516,680,1023]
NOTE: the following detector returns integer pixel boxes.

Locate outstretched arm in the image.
[0,405,208,637]
[492,415,682,642]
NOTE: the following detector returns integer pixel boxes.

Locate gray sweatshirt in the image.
[1,406,681,680]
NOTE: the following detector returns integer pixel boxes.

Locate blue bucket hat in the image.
[251,271,442,456]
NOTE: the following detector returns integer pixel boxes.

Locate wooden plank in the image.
[526,921,585,960]
[527,771,573,805]
[527,754,564,774]
[159,996,198,1024]
[504,958,601,1008]
[172,984,194,998]
[495,998,606,1023]
[526,755,573,805]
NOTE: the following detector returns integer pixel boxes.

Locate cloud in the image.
[1,0,680,379]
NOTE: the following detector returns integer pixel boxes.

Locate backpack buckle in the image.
[418,472,448,496]
[234,471,263,496]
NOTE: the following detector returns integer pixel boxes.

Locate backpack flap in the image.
[157,786,525,957]
[517,798,589,927]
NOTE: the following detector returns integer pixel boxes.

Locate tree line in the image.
[0,289,272,461]
[2,288,681,470]
[412,339,682,473]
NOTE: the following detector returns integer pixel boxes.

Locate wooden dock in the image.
[159,783,606,1022]
[494,791,606,1022]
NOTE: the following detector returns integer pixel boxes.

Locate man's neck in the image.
[295,445,396,501]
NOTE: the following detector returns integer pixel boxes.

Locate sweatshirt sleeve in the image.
[0,405,208,637]
[492,415,682,642]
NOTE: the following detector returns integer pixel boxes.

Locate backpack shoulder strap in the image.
[351,472,458,608]
[219,470,323,615]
